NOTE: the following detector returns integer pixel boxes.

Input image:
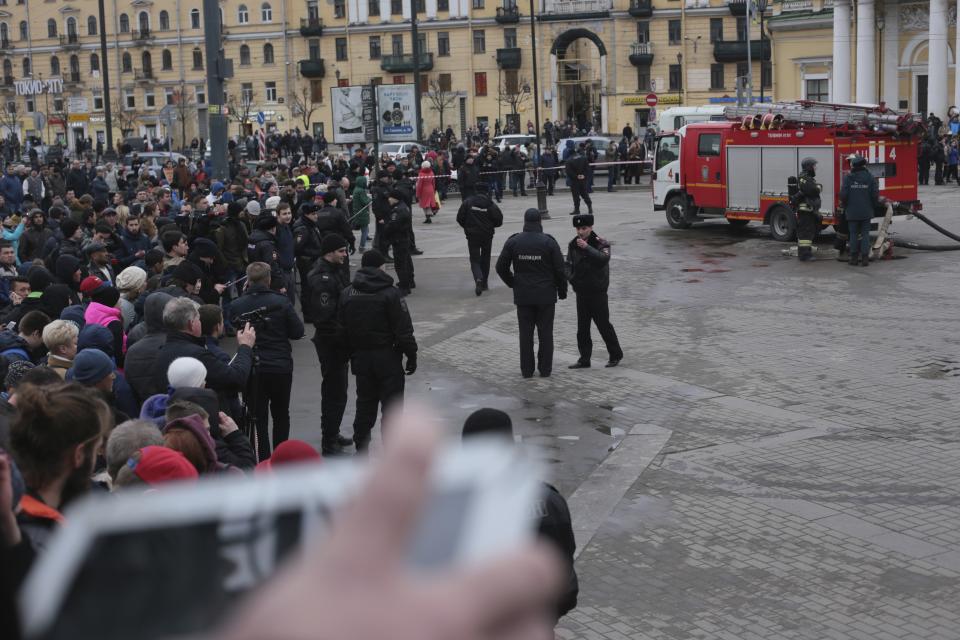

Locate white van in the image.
[655,106,727,133]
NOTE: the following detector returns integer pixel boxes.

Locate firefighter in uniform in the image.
[565,214,623,369]
[307,234,355,455]
[795,157,822,262]
[839,154,881,266]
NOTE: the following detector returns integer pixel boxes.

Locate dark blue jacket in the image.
[275,224,296,270]
[839,167,880,221]
[229,284,304,373]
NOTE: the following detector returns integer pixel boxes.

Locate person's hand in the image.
[577,174,585,180]
[576,238,588,249]
[0,453,21,547]
[9,292,21,306]
[236,323,257,348]
[558,290,567,300]
[218,412,239,436]
[405,355,417,376]
[214,283,227,295]
[136,250,146,258]
[217,405,563,640]
[349,245,356,255]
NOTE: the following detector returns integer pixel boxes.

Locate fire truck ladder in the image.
[722,101,924,134]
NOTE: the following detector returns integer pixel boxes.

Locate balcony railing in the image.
[299,18,324,36]
[380,52,434,72]
[628,0,653,17]
[713,39,771,62]
[629,42,654,66]
[299,58,326,78]
[131,28,154,43]
[727,0,747,15]
[135,69,155,82]
[539,0,612,20]
[495,6,521,22]
[63,71,82,86]
[1,76,14,90]
[59,33,81,48]
[496,47,521,69]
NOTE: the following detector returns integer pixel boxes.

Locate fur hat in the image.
[572,214,595,228]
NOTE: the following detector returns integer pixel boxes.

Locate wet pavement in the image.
[280,182,960,639]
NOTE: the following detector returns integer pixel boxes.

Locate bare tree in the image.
[112,96,140,139]
[226,88,256,136]
[426,80,457,131]
[288,84,321,132]
[0,96,19,138]
[497,75,531,115]
[48,96,72,149]
[172,85,196,152]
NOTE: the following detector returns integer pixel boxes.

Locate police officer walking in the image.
[839,154,881,267]
[795,157,822,262]
[565,144,593,216]
[456,182,503,296]
[307,234,356,455]
[496,208,568,378]
[566,214,623,369]
[337,249,418,452]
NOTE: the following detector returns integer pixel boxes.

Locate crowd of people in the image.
[0,120,621,637]
[917,112,960,186]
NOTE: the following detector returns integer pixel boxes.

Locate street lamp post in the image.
[97,0,116,160]
[676,53,683,105]
[756,0,769,103]
[876,10,886,104]
[529,0,549,218]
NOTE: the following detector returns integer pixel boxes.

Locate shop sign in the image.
[15,78,64,96]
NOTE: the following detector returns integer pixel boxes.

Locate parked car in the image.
[491,134,538,151]
[556,136,616,174]
[121,151,189,171]
[378,142,429,161]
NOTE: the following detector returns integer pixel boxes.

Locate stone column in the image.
[426,0,437,19]
[832,0,852,103]
[600,54,608,132]
[955,0,960,108]
[856,0,876,102]
[402,0,412,21]
[550,53,559,122]
[928,0,948,117]
[882,0,899,108]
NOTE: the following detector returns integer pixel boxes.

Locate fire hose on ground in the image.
[892,210,960,252]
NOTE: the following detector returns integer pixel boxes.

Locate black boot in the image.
[849,253,859,266]
[475,279,483,296]
[861,254,870,266]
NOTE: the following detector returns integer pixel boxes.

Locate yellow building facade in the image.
[0,0,775,152]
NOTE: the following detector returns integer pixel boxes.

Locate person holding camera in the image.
[231,261,305,460]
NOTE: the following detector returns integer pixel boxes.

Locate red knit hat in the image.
[255,439,321,472]
[79,276,106,294]
[130,446,199,485]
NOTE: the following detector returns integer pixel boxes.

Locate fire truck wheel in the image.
[665,196,692,229]
[767,206,798,242]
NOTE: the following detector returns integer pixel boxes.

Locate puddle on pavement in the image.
[907,360,960,379]
[701,251,737,258]
[594,425,627,438]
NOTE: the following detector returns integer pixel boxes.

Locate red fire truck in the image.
[651,101,924,241]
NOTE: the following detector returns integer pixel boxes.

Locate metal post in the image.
[411,9,423,142]
[746,0,753,105]
[98,0,116,160]
[529,0,548,219]
[203,0,228,180]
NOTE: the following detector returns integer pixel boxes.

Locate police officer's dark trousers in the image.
[351,349,406,451]
[796,211,818,259]
[575,292,623,364]
[297,258,315,321]
[517,303,555,377]
[254,372,293,460]
[313,339,349,449]
[467,235,493,285]
[571,180,592,214]
[393,243,414,290]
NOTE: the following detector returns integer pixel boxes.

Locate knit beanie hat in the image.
[461,408,514,440]
[167,357,207,389]
[320,234,348,255]
[361,249,386,268]
[4,360,35,391]
[66,348,114,385]
[129,446,199,485]
[116,266,147,293]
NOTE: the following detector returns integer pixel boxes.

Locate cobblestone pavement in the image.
[285,183,960,638]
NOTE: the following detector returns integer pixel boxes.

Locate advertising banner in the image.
[330,85,366,144]
[376,84,416,142]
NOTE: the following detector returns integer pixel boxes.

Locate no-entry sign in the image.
[646,93,659,107]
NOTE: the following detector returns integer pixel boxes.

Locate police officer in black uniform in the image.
[795,157,822,262]
[566,214,623,369]
[307,234,354,455]
[565,144,593,216]
[456,181,503,296]
[385,188,414,296]
[292,203,324,321]
[230,261,305,460]
[337,249,418,452]
[247,214,284,286]
[370,170,394,258]
[496,208,567,378]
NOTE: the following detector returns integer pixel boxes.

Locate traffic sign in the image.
[256,111,266,126]
[646,93,658,108]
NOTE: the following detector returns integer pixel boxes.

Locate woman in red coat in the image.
[415,161,437,224]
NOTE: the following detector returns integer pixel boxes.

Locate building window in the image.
[636,21,649,43]
[736,16,747,41]
[263,43,274,63]
[138,12,149,32]
[504,28,516,48]
[369,0,380,16]
[370,77,382,86]
[49,56,60,76]
[335,37,348,61]
[736,61,748,80]
[47,18,57,38]
[668,20,680,45]
[121,52,132,73]
[308,0,319,19]
[438,73,451,91]
[162,49,172,70]
[393,75,405,84]
[369,36,381,59]
[805,77,828,101]
[334,0,346,18]
[669,64,682,91]
[438,32,450,56]
[392,34,403,56]
[438,0,448,9]
[141,51,152,73]
[196,86,206,103]
[473,30,485,54]
[241,82,254,102]
[93,91,103,110]
[25,98,34,112]
[191,9,201,28]
[90,53,100,72]
[310,80,323,102]
[710,63,724,89]
[159,10,170,30]
[419,74,428,92]
[337,77,349,87]
[473,0,484,7]
[21,57,29,76]
[88,16,98,36]
[710,18,723,43]
[19,20,27,41]
[308,39,320,59]
[119,14,130,33]
[416,32,426,54]
[474,71,487,96]
[239,44,251,65]
[415,0,425,12]
[761,61,772,89]
[165,87,175,105]
[125,90,135,109]
[636,66,650,92]
[262,2,273,21]
[391,0,402,15]
[53,98,64,113]
[238,5,249,24]
[192,48,203,69]
[265,81,276,101]
[145,90,156,108]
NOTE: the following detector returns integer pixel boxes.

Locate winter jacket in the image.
[456,194,503,239]
[229,285,305,374]
[415,169,436,210]
[839,166,880,221]
[0,174,22,211]
[315,206,355,250]
[153,330,254,399]
[124,292,172,403]
[215,216,249,271]
[19,224,53,263]
[496,211,567,306]
[566,232,611,294]
[0,331,32,362]
[275,224,296,271]
[307,258,350,339]
[2,221,26,265]
[351,176,371,228]
[337,267,417,358]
